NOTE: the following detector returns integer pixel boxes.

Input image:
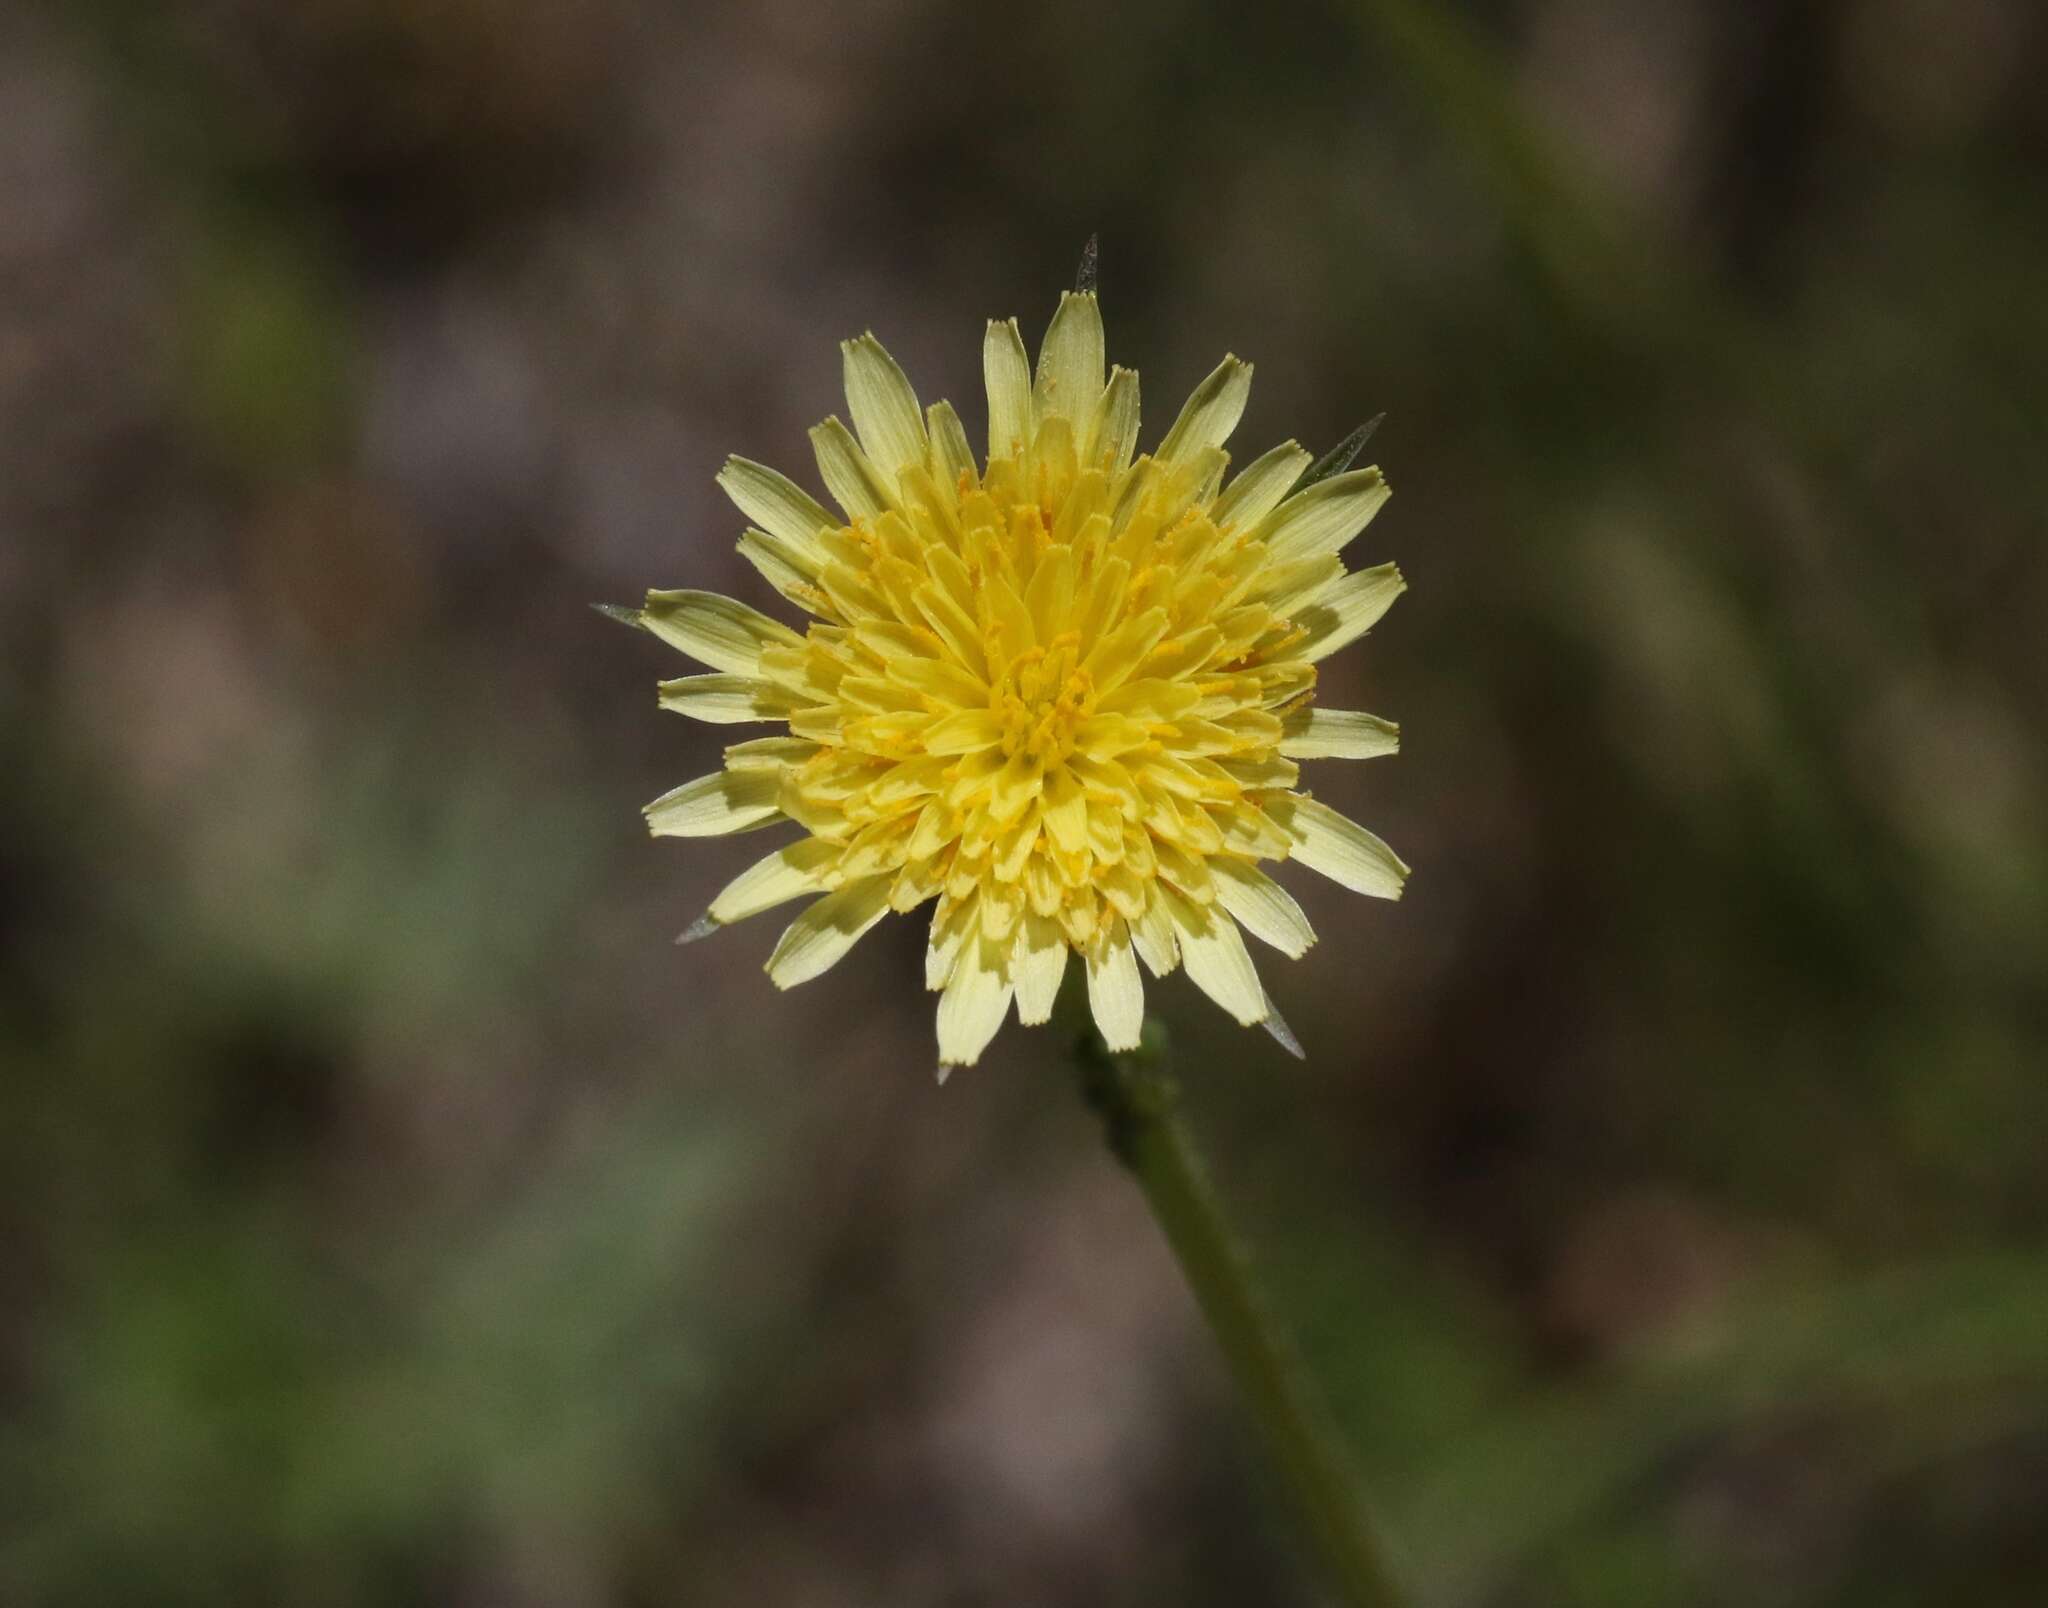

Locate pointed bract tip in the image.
[1260,1000,1306,1060]
[591,602,645,630]
[935,1061,954,1086]
[674,913,721,946]
[1290,415,1386,496]
[1075,234,1100,295]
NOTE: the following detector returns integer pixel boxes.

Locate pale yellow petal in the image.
[708,837,842,925]
[984,317,1034,463]
[926,892,978,990]
[1246,554,1345,616]
[1025,543,1075,644]
[1081,606,1171,693]
[1042,764,1089,855]
[1214,754,1299,791]
[1083,365,1140,475]
[1034,291,1105,421]
[1266,794,1408,898]
[809,416,895,520]
[1013,911,1069,1025]
[938,932,1014,1067]
[913,583,989,677]
[722,736,820,771]
[1215,800,1293,859]
[1084,921,1144,1051]
[1294,563,1406,663]
[841,333,927,483]
[890,654,989,707]
[927,400,976,491]
[1153,446,1228,528]
[717,457,836,552]
[644,769,783,837]
[1129,885,1180,976]
[988,750,1044,824]
[1278,707,1401,760]
[765,875,894,988]
[1209,858,1316,958]
[658,674,802,724]
[1163,886,1267,1025]
[1155,355,1252,469]
[925,708,1005,755]
[736,531,831,616]
[1255,468,1390,564]
[1212,440,1311,530]
[641,589,804,675]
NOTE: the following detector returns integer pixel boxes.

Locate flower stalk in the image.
[1077,1019,1409,1608]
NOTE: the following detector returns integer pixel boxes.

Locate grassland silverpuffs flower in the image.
[629,287,1407,1070]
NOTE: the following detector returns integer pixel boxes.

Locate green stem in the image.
[1077,1020,1409,1608]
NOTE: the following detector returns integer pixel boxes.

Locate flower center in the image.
[989,631,1093,766]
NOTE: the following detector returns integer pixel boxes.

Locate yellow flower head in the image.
[636,289,1407,1069]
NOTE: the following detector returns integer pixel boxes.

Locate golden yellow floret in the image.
[637,291,1407,1069]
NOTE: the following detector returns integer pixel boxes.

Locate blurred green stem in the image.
[1077,1020,1408,1608]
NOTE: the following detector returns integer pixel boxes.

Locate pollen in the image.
[635,290,1410,1070]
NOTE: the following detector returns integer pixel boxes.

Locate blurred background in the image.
[4,0,2047,1602]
